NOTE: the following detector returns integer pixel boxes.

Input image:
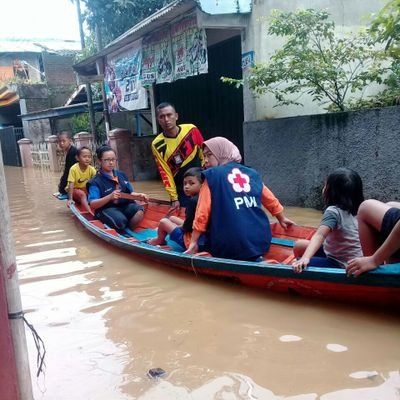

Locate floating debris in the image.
[147,368,166,379]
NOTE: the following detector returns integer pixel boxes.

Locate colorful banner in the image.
[153,28,174,84]
[185,25,208,76]
[141,36,157,86]
[104,40,147,113]
[171,15,208,80]
[103,15,209,104]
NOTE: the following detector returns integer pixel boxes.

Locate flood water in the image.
[5,166,400,400]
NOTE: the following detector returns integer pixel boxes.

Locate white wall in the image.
[242,0,387,120]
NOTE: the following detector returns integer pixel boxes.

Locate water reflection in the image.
[4,166,400,400]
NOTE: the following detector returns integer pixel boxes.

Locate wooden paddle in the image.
[118,193,182,218]
[118,192,170,205]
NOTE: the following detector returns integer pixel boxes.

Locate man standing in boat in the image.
[151,102,204,211]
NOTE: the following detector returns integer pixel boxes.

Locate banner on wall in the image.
[171,15,208,80]
[185,25,208,76]
[141,36,157,86]
[153,28,174,84]
[104,40,148,113]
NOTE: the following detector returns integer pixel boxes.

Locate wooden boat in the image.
[69,200,400,308]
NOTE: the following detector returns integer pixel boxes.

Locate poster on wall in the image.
[171,14,208,80]
[241,51,255,70]
[104,40,148,113]
[153,28,174,84]
[185,25,208,76]
[141,36,157,86]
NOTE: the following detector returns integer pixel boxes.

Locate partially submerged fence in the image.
[17,130,138,180]
[31,142,50,169]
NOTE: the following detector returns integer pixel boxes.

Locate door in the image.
[156,35,244,154]
[0,127,23,166]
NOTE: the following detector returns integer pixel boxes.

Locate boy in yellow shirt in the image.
[67,146,96,214]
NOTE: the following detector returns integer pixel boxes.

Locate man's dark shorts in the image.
[96,202,143,230]
[381,207,400,260]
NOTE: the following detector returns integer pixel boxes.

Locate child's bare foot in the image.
[147,238,166,246]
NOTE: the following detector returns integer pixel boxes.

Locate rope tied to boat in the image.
[8,310,46,378]
[190,255,198,277]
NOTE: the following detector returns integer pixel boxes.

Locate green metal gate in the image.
[156,35,244,154]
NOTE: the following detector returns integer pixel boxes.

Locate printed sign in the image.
[104,40,148,113]
[241,51,255,70]
[171,15,208,80]
[152,28,174,84]
[141,36,157,86]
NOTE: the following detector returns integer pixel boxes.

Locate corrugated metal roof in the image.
[19,100,103,121]
[0,39,81,53]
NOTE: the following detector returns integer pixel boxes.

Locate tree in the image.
[361,0,400,107]
[81,0,169,45]
[224,9,385,112]
[370,0,400,56]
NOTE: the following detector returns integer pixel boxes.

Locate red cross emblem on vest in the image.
[228,168,251,193]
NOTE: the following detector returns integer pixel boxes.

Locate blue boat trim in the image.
[271,238,294,247]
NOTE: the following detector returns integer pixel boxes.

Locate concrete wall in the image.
[244,106,400,208]
[242,0,386,121]
[18,84,51,143]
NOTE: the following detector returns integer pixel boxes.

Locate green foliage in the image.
[370,0,400,56]
[224,9,386,112]
[344,0,400,110]
[74,34,98,63]
[340,59,400,111]
[82,0,169,45]
[71,113,90,133]
[71,112,106,140]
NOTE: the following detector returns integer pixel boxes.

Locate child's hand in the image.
[346,256,378,277]
[292,257,310,273]
[110,190,121,201]
[276,213,295,230]
[67,199,74,207]
[167,200,180,216]
[184,241,199,255]
[136,193,149,202]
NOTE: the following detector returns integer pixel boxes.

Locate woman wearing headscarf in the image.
[184,137,294,261]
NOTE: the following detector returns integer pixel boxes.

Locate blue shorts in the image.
[381,208,400,259]
[96,202,143,230]
[307,246,343,268]
[169,227,185,249]
[169,227,208,252]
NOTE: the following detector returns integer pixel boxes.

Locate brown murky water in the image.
[5,166,400,400]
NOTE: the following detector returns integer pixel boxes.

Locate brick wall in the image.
[42,53,77,106]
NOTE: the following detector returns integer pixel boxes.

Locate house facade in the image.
[74,0,383,150]
[0,39,80,142]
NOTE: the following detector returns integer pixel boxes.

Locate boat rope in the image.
[8,311,46,378]
[190,256,198,277]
